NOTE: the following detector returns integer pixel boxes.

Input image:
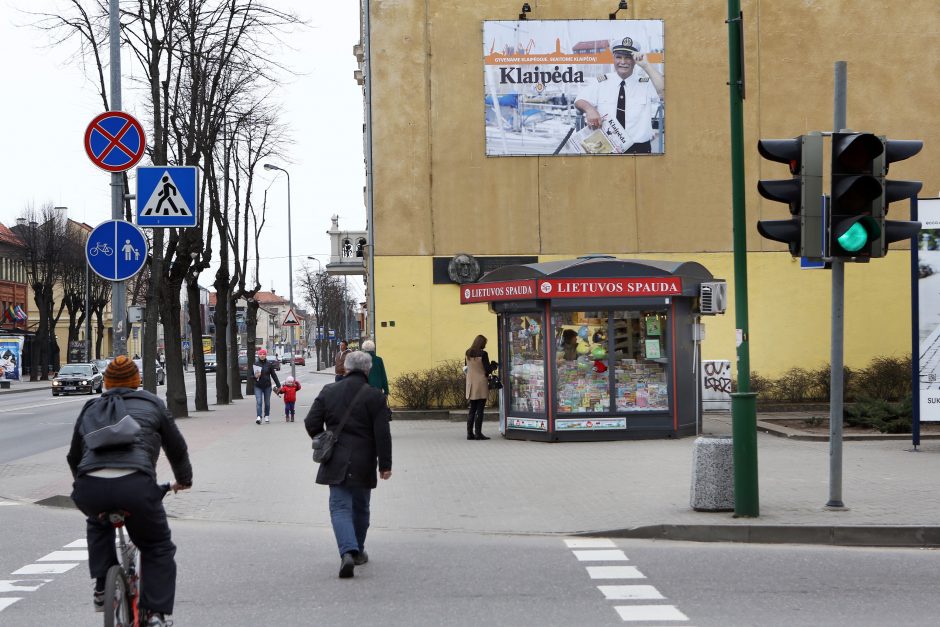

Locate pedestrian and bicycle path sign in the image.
[86,220,149,281]
[84,111,146,173]
[137,166,198,227]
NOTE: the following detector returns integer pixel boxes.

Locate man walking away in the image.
[334,340,351,382]
[305,350,392,578]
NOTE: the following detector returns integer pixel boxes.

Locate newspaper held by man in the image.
[563,118,631,154]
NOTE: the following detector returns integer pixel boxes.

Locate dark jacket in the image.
[304,372,392,489]
[66,388,193,484]
[365,351,389,396]
[254,358,281,390]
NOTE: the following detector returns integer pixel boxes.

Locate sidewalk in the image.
[3,379,939,547]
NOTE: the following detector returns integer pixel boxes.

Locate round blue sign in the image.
[86,220,149,281]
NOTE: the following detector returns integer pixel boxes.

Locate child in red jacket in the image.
[278,375,302,422]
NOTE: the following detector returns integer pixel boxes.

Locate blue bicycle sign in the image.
[88,242,114,257]
[86,220,148,281]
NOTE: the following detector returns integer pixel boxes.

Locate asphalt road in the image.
[2,501,939,626]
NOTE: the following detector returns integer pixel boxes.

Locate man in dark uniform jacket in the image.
[305,350,392,578]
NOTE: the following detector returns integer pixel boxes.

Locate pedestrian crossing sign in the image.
[136,166,198,227]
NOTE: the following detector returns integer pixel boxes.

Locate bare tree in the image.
[12,205,68,380]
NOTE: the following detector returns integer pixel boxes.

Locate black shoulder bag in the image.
[311,385,370,463]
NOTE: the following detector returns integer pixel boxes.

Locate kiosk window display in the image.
[460,256,726,441]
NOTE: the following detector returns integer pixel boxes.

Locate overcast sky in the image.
[0,0,366,306]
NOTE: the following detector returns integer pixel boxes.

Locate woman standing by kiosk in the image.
[465,335,497,440]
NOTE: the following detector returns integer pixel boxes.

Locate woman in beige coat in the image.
[465,335,497,440]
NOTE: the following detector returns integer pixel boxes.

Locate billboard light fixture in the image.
[610,1,629,20]
[519,3,531,20]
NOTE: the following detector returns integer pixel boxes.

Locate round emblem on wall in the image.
[448,253,481,283]
[540,282,553,294]
[464,288,470,299]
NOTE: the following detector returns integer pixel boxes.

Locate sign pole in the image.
[109,0,127,357]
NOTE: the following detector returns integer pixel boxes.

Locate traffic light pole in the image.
[727,1,759,517]
[827,62,848,509]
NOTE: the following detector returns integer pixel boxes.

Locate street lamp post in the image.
[306,256,323,371]
[263,163,296,380]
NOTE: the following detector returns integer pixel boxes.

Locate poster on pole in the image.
[916,198,940,421]
[483,19,665,157]
[0,336,24,381]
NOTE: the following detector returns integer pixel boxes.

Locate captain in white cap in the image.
[575,37,665,153]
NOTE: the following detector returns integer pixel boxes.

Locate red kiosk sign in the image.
[537,277,682,298]
[462,277,682,304]
[461,280,537,304]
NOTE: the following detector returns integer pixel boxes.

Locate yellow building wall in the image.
[367,0,935,390]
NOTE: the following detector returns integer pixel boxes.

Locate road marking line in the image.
[0,598,22,612]
[614,605,689,621]
[586,565,646,579]
[598,585,665,600]
[565,538,616,548]
[0,580,51,592]
[63,539,87,548]
[573,549,628,561]
[37,550,88,562]
[11,563,79,575]
[0,501,19,506]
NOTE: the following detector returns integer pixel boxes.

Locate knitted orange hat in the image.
[104,355,141,389]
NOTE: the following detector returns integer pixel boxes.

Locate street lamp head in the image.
[263,163,282,172]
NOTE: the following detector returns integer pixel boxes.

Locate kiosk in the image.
[460,256,726,441]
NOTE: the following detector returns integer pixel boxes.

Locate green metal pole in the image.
[727,0,759,517]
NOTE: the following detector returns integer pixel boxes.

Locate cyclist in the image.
[67,355,192,627]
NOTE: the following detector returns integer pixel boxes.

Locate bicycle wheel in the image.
[103,564,131,627]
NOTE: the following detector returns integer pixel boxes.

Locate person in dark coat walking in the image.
[67,355,192,627]
[305,350,392,579]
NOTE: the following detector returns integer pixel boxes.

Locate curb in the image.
[756,420,940,442]
[582,524,940,548]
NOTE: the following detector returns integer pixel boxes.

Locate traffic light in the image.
[829,133,923,259]
[829,132,884,259]
[879,138,923,256]
[756,134,823,257]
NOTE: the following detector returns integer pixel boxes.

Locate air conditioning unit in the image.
[699,282,727,315]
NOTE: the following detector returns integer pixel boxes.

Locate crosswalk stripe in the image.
[586,565,646,579]
[564,538,616,548]
[63,539,87,548]
[11,563,79,575]
[614,605,689,621]
[598,585,665,600]
[37,550,88,562]
[0,598,22,612]
[573,549,628,561]
[0,580,51,593]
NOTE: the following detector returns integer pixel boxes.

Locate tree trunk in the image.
[213,268,231,405]
[245,300,258,396]
[95,309,105,359]
[186,277,208,411]
[159,275,188,418]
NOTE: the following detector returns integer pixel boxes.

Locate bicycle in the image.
[89,242,113,257]
[99,483,172,627]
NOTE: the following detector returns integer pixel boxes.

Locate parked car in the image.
[204,353,217,372]
[238,355,248,381]
[133,359,165,386]
[293,355,306,366]
[93,358,112,373]
[280,352,293,364]
[52,363,103,396]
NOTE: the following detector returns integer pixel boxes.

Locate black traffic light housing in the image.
[829,132,922,260]
[756,134,823,257]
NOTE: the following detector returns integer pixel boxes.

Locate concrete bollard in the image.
[690,435,734,511]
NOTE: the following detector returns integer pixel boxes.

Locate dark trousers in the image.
[467,399,486,436]
[71,472,177,615]
[328,485,372,557]
[625,140,652,154]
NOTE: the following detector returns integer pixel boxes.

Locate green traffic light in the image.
[837,222,869,252]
